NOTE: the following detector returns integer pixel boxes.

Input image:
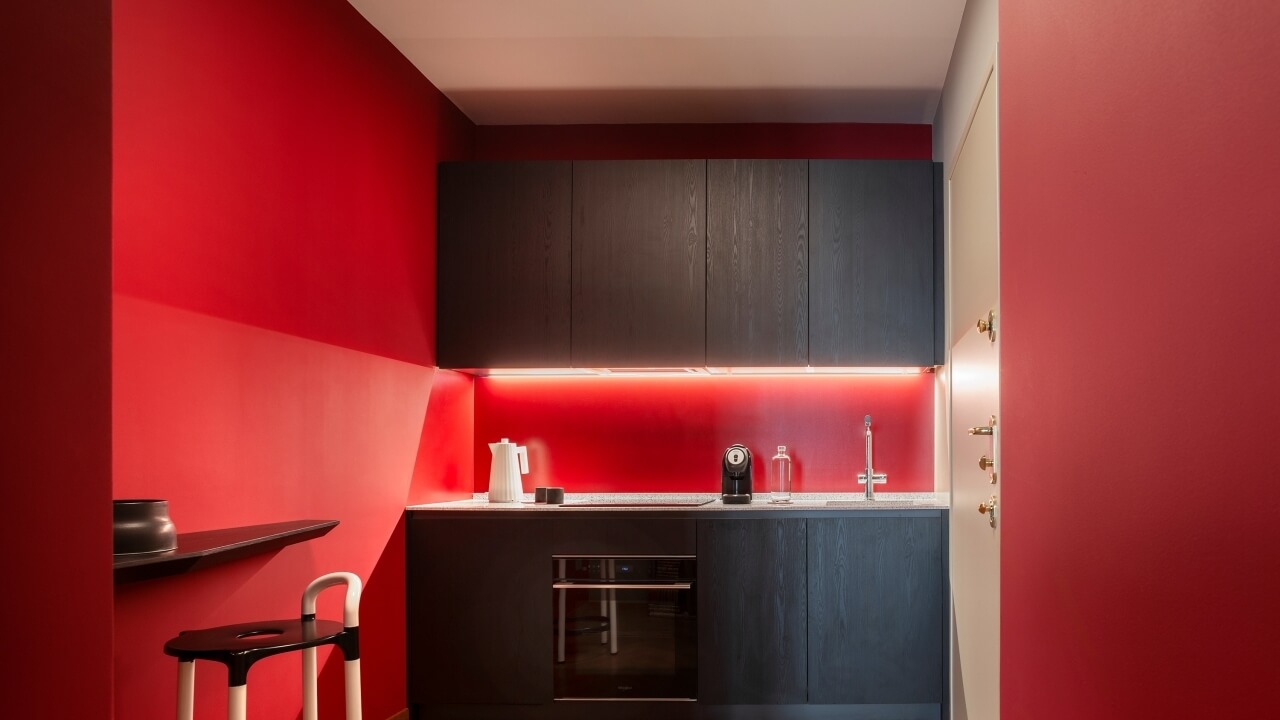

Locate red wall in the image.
[476,375,934,493]
[0,1,114,716]
[112,1,473,718]
[1001,1,1280,716]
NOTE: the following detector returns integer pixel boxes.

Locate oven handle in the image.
[552,582,692,590]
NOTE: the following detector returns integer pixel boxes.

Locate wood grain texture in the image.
[572,160,706,367]
[438,162,572,368]
[407,517,553,705]
[697,519,807,704]
[706,160,808,366]
[545,517,696,555]
[933,163,945,366]
[809,161,936,366]
[807,516,944,705]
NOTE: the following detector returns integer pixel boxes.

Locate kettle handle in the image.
[516,446,529,474]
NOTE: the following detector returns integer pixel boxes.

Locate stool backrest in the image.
[301,571,363,628]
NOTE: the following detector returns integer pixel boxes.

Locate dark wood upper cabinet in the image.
[706,160,808,367]
[807,515,946,706]
[809,160,936,366]
[572,160,706,367]
[437,161,572,368]
[436,159,940,369]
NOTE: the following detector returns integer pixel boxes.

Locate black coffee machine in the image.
[721,444,753,504]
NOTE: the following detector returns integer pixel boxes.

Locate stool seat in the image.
[165,618,347,662]
[164,572,363,720]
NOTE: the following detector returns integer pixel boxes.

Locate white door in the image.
[948,63,1000,720]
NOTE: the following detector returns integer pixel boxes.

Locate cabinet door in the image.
[406,517,552,705]
[572,160,706,367]
[808,515,945,705]
[438,161,572,368]
[809,160,936,366]
[706,160,808,367]
[698,519,807,704]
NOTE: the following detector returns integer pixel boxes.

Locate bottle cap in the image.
[778,445,786,452]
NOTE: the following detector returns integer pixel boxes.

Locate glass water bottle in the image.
[770,446,792,504]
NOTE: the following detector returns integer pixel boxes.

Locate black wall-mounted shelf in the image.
[113,519,339,584]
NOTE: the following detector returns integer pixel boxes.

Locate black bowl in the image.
[113,499,177,555]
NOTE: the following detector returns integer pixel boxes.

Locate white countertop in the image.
[408,491,948,511]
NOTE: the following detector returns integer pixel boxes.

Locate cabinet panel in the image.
[808,515,944,705]
[438,162,572,368]
[407,517,552,705]
[809,160,936,366]
[572,160,706,367]
[698,519,807,704]
[706,159,808,366]
[547,518,695,556]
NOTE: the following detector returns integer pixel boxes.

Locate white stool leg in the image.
[302,646,318,720]
[608,559,618,655]
[176,660,195,720]
[227,684,247,720]
[344,658,363,719]
[599,560,608,645]
[556,559,566,663]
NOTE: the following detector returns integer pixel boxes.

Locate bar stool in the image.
[163,572,363,720]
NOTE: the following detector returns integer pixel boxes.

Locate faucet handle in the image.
[857,473,888,485]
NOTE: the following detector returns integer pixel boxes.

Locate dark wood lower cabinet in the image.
[697,519,807,704]
[406,517,553,705]
[408,510,947,720]
[808,516,947,706]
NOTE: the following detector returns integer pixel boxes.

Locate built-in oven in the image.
[552,555,697,701]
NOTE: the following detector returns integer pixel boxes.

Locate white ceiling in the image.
[346,0,967,125]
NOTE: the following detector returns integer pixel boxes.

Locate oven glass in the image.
[552,556,697,700]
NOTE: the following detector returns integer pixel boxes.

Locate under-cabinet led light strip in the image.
[477,366,934,378]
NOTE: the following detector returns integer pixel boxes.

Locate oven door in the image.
[552,556,697,701]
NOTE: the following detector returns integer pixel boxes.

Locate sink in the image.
[825,499,924,508]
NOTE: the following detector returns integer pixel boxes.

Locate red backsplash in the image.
[474,374,934,494]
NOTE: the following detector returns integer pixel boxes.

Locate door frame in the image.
[944,49,1001,720]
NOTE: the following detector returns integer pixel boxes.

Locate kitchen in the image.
[7,1,1277,719]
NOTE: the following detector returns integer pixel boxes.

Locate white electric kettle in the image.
[488,438,529,503]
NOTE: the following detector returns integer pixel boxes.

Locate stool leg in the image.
[302,647,318,720]
[600,589,608,645]
[556,558,566,663]
[344,657,363,719]
[608,559,618,655]
[599,559,607,645]
[176,660,195,720]
[227,684,247,720]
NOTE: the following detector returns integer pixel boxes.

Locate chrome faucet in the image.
[858,415,888,499]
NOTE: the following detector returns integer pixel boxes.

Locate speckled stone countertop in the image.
[407,492,948,511]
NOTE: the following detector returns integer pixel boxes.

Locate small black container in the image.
[113,499,177,555]
[545,487,565,505]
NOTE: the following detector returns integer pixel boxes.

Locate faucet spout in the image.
[859,415,887,499]
[864,415,875,500]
